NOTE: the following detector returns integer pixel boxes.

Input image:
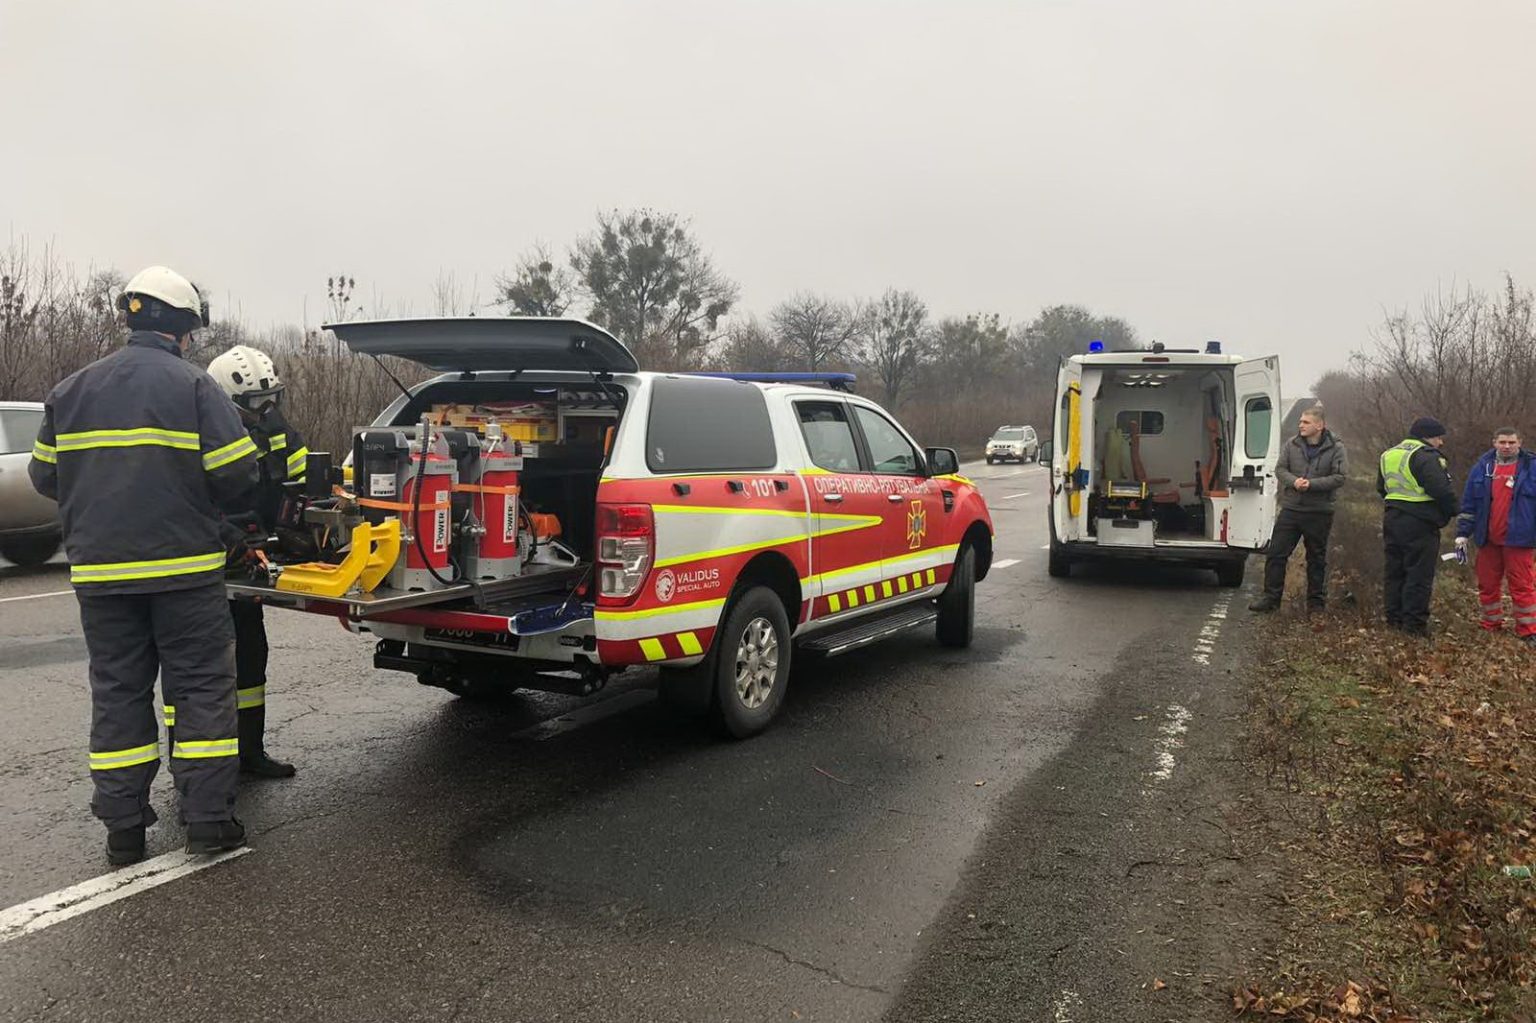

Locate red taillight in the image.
[596,503,654,537]
[595,502,654,603]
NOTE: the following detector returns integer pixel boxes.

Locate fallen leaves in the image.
[1232,980,1417,1022]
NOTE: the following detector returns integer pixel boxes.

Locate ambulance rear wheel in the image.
[1047,542,1072,578]
[985,456,995,465]
[710,586,791,739]
[936,545,975,648]
[1216,557,1247,588]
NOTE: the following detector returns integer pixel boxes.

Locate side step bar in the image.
[799,603,937,657]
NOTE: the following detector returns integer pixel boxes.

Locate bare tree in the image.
[431,269,477,316]
[716,316,794,371]
[857,288,930,406]
[497,243,575,317]
[571,208,738,368]
[770,292,859,372]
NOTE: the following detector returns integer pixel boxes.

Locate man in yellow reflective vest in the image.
[28,266,259,865]
[1377,417,1459,637]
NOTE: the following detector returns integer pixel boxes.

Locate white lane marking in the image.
[1191,594,1231,665]
[991,558,1021,570]
[0,589,73,604]
[1040,543,1052,550]
[1149,704,1192,783]
[511,688,654,741]
[999,492,1031,500]
[0,848,252,944]
[1053,989,1083,1022]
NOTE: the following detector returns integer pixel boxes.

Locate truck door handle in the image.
[886,494,902,503]
[823,493,844,503]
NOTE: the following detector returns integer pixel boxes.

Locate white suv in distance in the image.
[985,425,1038,464]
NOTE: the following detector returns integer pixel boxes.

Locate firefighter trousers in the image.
[166,601,270,759]
[77,581,238,831]
[1474,543,1536,636]
[1383,510,1441,634]
[1262,508,1333,607]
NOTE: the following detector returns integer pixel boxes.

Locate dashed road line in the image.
[1191,594,1231,665]
[1148,704,1192,783]
[991,558,1021,570]
[0,848,252,944]
[999,492,1031,499]
[1053,989,1083,1022]
[0,589,73,604]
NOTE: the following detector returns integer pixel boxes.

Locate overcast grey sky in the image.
[3,1,1533,387]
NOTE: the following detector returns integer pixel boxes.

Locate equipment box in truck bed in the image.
[231,317,995,737]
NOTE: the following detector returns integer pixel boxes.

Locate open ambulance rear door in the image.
[1227,355,1281,550]
[1049,358,1086,545]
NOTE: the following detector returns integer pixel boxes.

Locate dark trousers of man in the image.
[77,581,238,831]
[1263,508,1334,608]
[1383,508,1442,634]
[230,600,271,759]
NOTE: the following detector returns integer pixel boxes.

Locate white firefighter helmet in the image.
[116,265,210,335]
[208,345,283,407]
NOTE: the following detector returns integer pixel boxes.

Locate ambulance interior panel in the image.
[1087,366,1235,544]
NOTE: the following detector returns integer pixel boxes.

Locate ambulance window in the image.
[645,377,776,472]
[0,408,44,454]
[1244,396,1273,458]
[853,406,921,476]
[1114,411,1164,436]
[797,402,861,472]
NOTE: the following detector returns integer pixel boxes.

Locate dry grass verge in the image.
[1235,496,1536,1022]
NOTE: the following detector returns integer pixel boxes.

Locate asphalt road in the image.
[0,461,1257,1022]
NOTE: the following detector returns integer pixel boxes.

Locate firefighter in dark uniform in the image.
[29,265,259,865]
[1378,417,1460,637]
[203,344,304,778]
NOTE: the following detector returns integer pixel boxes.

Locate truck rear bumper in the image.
[1059,540,1248,565]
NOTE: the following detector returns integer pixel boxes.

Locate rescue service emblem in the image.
[654,569,676,603]
[907,500,927,549]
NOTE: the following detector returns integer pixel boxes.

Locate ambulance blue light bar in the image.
[1088,340,1105,353]
[687,371,856,392]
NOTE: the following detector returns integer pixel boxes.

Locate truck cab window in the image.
[853,406,920,476]
[1243,396,1272,458]
[796,401,861,472]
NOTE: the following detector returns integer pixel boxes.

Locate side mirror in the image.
[1038,440,1054,465]
[925,447,960,476]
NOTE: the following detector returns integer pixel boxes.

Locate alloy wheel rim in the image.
[734,617,779,709]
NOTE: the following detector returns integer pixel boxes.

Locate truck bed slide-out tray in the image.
[225,562,586,617]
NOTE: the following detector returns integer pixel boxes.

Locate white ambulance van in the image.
[1042,341,1281,585]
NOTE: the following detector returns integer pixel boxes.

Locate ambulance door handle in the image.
[886,494,902,503]
[774,479,790,492]
[823,493,844,503]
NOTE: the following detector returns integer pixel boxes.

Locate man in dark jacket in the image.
[1455,428,1536,645]
[1377,417,1459,637]
[1250,406,1347,613]
[29,265,259,865]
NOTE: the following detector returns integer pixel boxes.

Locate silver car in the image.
[0,401,62,566]
[984,424,1039,464]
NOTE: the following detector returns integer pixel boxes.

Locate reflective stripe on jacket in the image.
[1380,439,1432,503]
[28,332,259,593]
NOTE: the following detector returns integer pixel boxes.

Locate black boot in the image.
[238,703,295,779]
[186,817,246,855]
[241,751,296,779]
[1249,595,1281,613]
[106,826,146,867]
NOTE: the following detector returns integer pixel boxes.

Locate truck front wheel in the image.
[936,545,975,648]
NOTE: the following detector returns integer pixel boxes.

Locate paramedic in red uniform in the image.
[1455,427,1536,645]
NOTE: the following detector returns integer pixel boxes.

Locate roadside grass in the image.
[1236,494,1536,1022]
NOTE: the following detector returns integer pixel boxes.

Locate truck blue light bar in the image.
[1088,340,1105,353]
[687,371,856,392]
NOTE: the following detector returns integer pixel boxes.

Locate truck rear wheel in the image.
[936,545,975,648]
[709,585,792,739]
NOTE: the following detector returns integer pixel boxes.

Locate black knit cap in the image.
[1410,416,1447,440]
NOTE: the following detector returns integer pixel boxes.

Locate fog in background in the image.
[3,0,1533,383]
